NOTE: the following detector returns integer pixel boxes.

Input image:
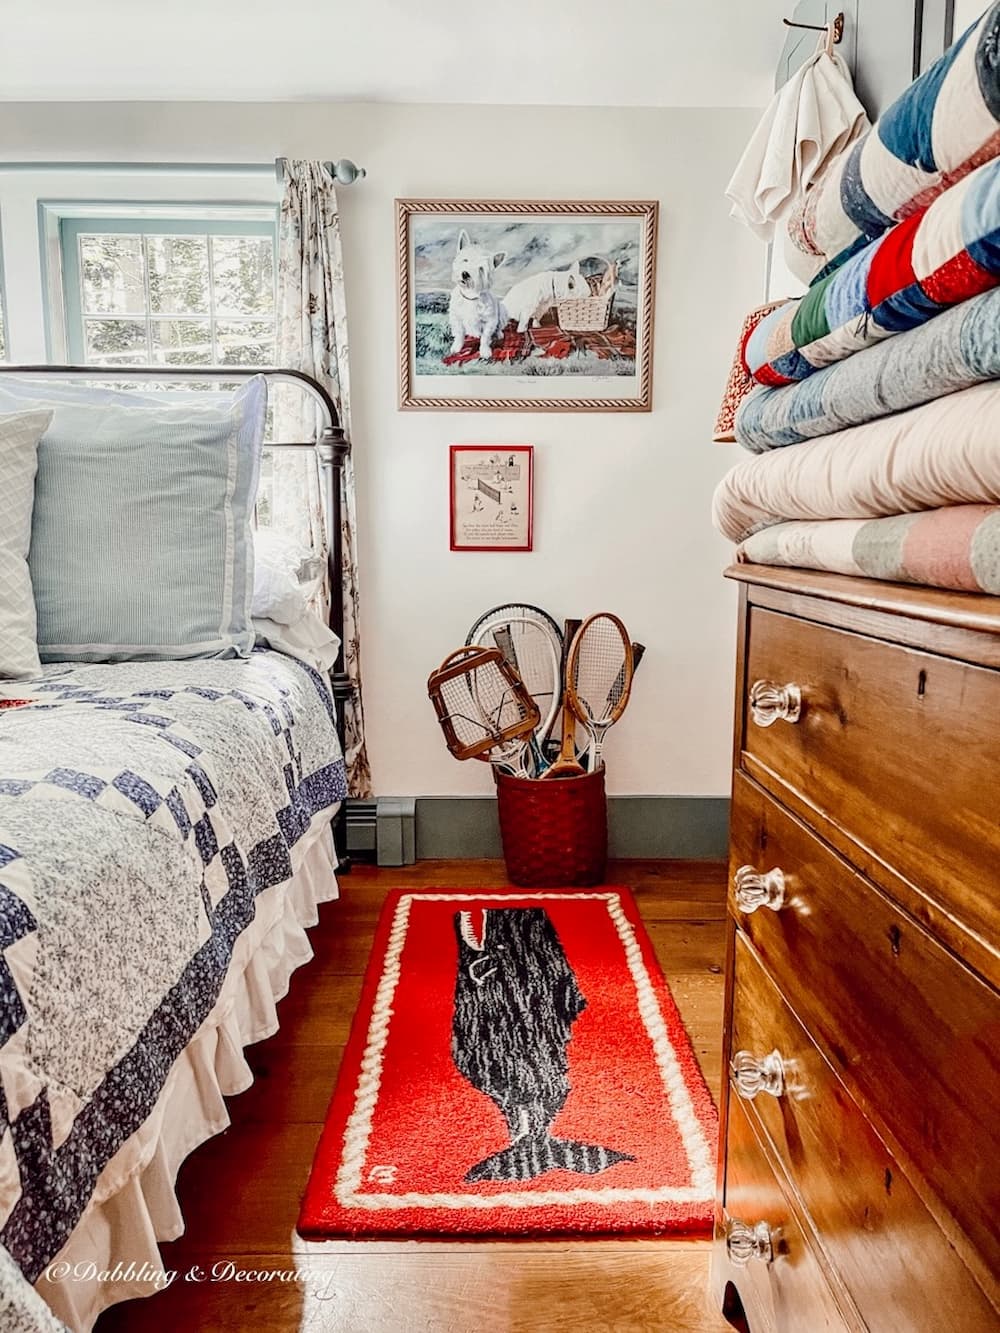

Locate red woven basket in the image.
[495,767,608,887]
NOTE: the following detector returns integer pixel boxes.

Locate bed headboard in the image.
[0,363,353,792]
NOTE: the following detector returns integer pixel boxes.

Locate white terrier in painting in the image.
[501,262,589,333]
[449,230,507,360]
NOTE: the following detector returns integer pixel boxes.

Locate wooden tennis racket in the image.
[427,646,540,777]
[541,617,586,779]
[565,613,635,771]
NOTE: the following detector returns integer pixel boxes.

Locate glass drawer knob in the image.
[726,1218,774,1266]
[731,1049,785,1100]
[750,680,802,727]
[734,864,786,914]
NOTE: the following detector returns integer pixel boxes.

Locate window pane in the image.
[255,450,274,527]
[151,318,213,365]
[212,237,274,316]
[79,235,145,315]
[146,235,210,315]
[84,318,148,365]
[215,319,274,366]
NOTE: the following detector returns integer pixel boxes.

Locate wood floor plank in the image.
[96,859,729,1332]
[98,1247,729,1333]
[239,1043,345,1124]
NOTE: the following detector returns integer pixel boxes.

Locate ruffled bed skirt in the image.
[35,812,340,1332]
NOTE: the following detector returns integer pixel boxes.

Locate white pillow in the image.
[254,612,341,673]
[0,409,54,680]
[252,528,321,626]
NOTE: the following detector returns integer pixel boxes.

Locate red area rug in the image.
[298,888,717,1239]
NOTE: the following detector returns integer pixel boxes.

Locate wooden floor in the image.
[97,860,730,1333]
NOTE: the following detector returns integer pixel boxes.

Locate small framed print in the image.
[450,445,533,552]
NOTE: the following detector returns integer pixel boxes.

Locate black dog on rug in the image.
[451,907,634,1183]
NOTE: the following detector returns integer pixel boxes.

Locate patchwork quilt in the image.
[785,3,1000,281]
[713,379,1000,542]
[735,286,1000,451]
[737,505,1000,595]
[0,651,346,1284]
[746,152,1000,386]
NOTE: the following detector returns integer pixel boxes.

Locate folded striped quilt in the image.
[713,379,1000,542]
[737,506,1000,595]
[785,3,1000,281]
[746,153,1000,386]
[735,287,1000,451]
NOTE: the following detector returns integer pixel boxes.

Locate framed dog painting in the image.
[397,199,658,411]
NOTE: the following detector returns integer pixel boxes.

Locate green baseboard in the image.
[346,795,729,864]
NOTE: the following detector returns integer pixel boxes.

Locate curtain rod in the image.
[0,157,366,183]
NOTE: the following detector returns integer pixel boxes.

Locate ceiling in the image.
[0,0,789,106]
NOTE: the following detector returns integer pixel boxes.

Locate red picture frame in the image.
[449,445,534,552]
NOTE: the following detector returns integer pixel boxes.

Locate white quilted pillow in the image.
[0,409,53,680]
[252,528,321,626]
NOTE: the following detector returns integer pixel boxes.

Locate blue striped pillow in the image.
[28,377,266,663]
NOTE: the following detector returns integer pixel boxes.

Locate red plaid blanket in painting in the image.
[441,320,635,367]
[442,324,533,366]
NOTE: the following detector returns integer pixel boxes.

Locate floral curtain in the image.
[274,159,372,798]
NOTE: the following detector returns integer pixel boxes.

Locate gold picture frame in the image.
[397,199,658,412]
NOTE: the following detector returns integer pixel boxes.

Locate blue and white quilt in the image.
[0,651,346,1284]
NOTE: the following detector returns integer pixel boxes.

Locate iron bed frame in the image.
[0,363,353,867]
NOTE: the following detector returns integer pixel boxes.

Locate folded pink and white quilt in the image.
[746,153,1000,386]
[713,379,1000,542]
[737,505,1000,594]
[786,3,1000,281]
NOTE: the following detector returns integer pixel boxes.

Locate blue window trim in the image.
[59,212,277,363]
[0,206,9,361]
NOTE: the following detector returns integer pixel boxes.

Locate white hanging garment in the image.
[725,35,870,243]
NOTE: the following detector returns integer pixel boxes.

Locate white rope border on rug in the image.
[335,892,715,1210]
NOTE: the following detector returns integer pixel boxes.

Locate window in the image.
[0,231,7,361]
[50,207,279,521]
[59,215,277,367]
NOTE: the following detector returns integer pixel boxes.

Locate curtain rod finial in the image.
[276,156,366,184]
[327,158,366,184]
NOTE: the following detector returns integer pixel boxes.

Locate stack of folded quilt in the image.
[714,3,1000,596]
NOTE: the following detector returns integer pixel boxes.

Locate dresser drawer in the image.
[731,773,1000,1296]
[731,934,998,1331]
[720,1094,851,1333]
[740,607,1000,971]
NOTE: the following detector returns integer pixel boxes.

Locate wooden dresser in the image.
[710,565,1000,1333]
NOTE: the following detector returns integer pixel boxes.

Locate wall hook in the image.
[782,11,844,44]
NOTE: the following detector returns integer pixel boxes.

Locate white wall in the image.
[0,101,764,798]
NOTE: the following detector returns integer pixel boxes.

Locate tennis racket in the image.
[427,647,539,778]
[468,604,563,776]
[541,617,587,779]
[565,613,634,771]
[609,642,645,707]
[466,602,562,650]
[484,620,562,774]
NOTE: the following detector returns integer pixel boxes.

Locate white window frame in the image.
[0,209,9,361]
[39,201,278,363]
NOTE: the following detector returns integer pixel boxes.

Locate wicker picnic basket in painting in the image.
[556,256,617,333]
